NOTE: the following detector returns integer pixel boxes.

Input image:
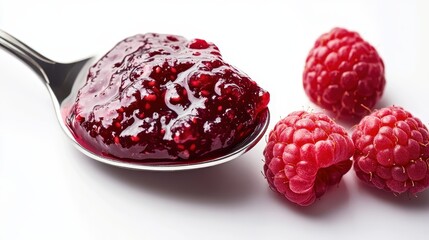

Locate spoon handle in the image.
[0,29,55,84]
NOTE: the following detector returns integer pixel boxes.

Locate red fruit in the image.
[67,33,269,161]
[352,106,429,195]
[263,111,354,206]
[303,27,385,118]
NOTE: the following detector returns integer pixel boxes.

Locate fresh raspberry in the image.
[67,33,269,162]
[352,106,429,195]
[263,111,354,206]
[303,27,385,119]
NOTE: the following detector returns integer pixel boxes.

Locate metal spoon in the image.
[0,30,270,171]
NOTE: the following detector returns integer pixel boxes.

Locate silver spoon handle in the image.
[0,29,55,84]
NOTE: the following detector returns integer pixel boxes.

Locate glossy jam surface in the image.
[67,33,269,162]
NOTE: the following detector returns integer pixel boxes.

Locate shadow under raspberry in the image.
[356,180,429,209]
[267,177,351,217]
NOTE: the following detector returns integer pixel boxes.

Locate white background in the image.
[1,0,429,239]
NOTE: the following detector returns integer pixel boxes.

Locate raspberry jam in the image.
[66,33,269,162]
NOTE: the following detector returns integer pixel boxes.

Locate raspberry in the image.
[352,106,429,195]
[303,27,385,118]
[263,111,354,206]
[67,33,269,161]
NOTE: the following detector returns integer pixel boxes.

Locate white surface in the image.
[1,0,429,239]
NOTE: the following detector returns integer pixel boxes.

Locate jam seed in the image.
[166,35,178,42]
[204,62,212,69]
[226,110,235,119]
[155,66,161,73]
[189,39,210,49]
[75,114,84,123]
[145,94,157,102]
[190,79,200,87]
[189,143,196,151]
[199,74,210,82]
[114,136,120,144]
[147,80,156,87]
[177,144,185,150]
[131,136,140,142]
[170,96,182,104]
[173,132,181,143]
[201,90,210,97]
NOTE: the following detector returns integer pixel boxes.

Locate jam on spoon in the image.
[67,33,270,163]
[0,30,269,170]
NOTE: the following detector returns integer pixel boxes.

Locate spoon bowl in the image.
[0,30,270,171]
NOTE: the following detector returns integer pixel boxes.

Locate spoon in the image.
[0,30,270,171]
